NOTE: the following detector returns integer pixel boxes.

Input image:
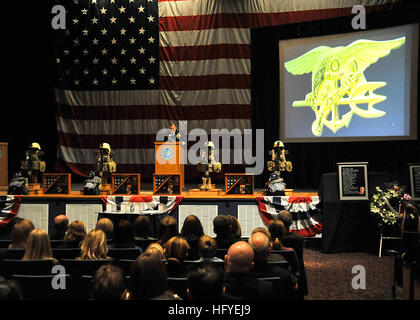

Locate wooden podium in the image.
[154,142,184,191]
[0,142,8,192]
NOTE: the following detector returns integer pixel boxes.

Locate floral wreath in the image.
[370,184,409,226]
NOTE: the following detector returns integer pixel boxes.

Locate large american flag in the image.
[53,0,395,178]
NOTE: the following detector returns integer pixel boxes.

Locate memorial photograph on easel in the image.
[409,164,420,201]
[338,162,369,200]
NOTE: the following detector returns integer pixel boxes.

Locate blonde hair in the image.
[145,243,165,260]
[164,236,189,262]
[10,219,35,249]
[78,229,109,260]
[96,218,114,239]
[23,229,54,261]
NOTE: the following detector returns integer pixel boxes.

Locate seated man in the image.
[248,232,297,300]
[50,214,69,240]
[223,241,276,300]
[187,265,224,300]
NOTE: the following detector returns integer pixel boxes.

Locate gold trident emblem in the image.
[285,37,405,136]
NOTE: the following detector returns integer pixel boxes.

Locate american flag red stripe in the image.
[55,0,397,178]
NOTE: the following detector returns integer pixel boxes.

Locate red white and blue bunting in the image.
[256,196,322,237]
[101,195,183,214]
[0,195,22,226]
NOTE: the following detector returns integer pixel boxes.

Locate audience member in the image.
[180,215,204,261]
[213,215,238,249]
[164,236,190,277]
[157,216,178,246]
[144,243,166,261]
[22,229,58,263]
[278,210,308,296]
[111,219,143,255]
[187,265,224,300]
[91,264,126,300]
[223,241,275,300]
[197,235,223,263]
[62,220,86,248]
[50,215,69,240]
[133,215,157,240]
[268,219,300,275]
[128,255,180,300]
[77,229,111,260]
[95,218,114,243]
[9,219,35,249]
[248,232,296,299]
[251,227,287,264]
[227,215,242,240]
[0,276,22,300]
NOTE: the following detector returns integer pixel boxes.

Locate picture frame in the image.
[409,164,420,201]
[337,162,369,200]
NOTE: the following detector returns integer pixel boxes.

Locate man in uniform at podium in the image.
[164,122,181,142]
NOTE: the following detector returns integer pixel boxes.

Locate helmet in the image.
[204,141,215,149]
[273,141,284,148]
[30,142,41,150]
[100,142,111,152]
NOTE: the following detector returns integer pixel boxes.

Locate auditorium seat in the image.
[50,240,65,248]
[108,247,142,261]
[134,239,157,251]
[167,277,188,300]
[52,248,81,260]
[0,239,11,248]
[216,249,228,259]
[5,248,25,259]
[1,259,57,278]
[70,275,93,300]
[12,274,71,300]
[118,259,135,275]
[60,258,114,276]
[267,260,290,271]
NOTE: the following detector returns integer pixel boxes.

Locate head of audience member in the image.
[164,236,189,262]
[198,235,218,259]
[133,215,153,238]
[251,227,272,241]
[227,215,242,239]
[187,265,224,300]
[248,232,271,261]
[95,218,114,241]
[23,229,55,261]
[91,264,126,300]
[224,241,254,273]
[78,229,110,260]
[278,210,293,232]
[51,215,69,240]
[180,215,204,241]
[10,219,35,249]
[64,220,87,247]
[213,215,231,239]
[129,255,168,300]
[158,216,178,245]
[0,277,22,300]
[144,243,166,261]
[114,219,135,247]
[268,219,287,250]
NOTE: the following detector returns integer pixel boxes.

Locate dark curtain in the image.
[251,4,420,190]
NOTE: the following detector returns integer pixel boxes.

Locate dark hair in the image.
[198,235,218,258]
[278,210,293,230]
[268,220,286,250]
[129,255,168,300]
[227,215,241,239]
[64,220,86,247]
[10,219,35,249]
[164,236,189,261]
[0,277,22,300]
[188,266,224,300]
[181,215,204,240]
[213,215,230,238]
[159,216,178,245]
[52,216,69,234]
[114,219,135,247]
[91,264,125,300]
[134,215,152,238]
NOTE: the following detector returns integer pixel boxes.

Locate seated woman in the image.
[95,218,114,244]
[133,215,157,240]
[227,215,242,241]
[180,215,204,261]
[77,229,111,260]
[144,243,166,261]
[197,235,223,263]
[268,220,300,275]
[61,220,86,248]
[111,219,143,256]
[157,216,179,247]
[164,236,190,277]
[127,254,180,300]
[9,219,35,250]
[22,229,58,264]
